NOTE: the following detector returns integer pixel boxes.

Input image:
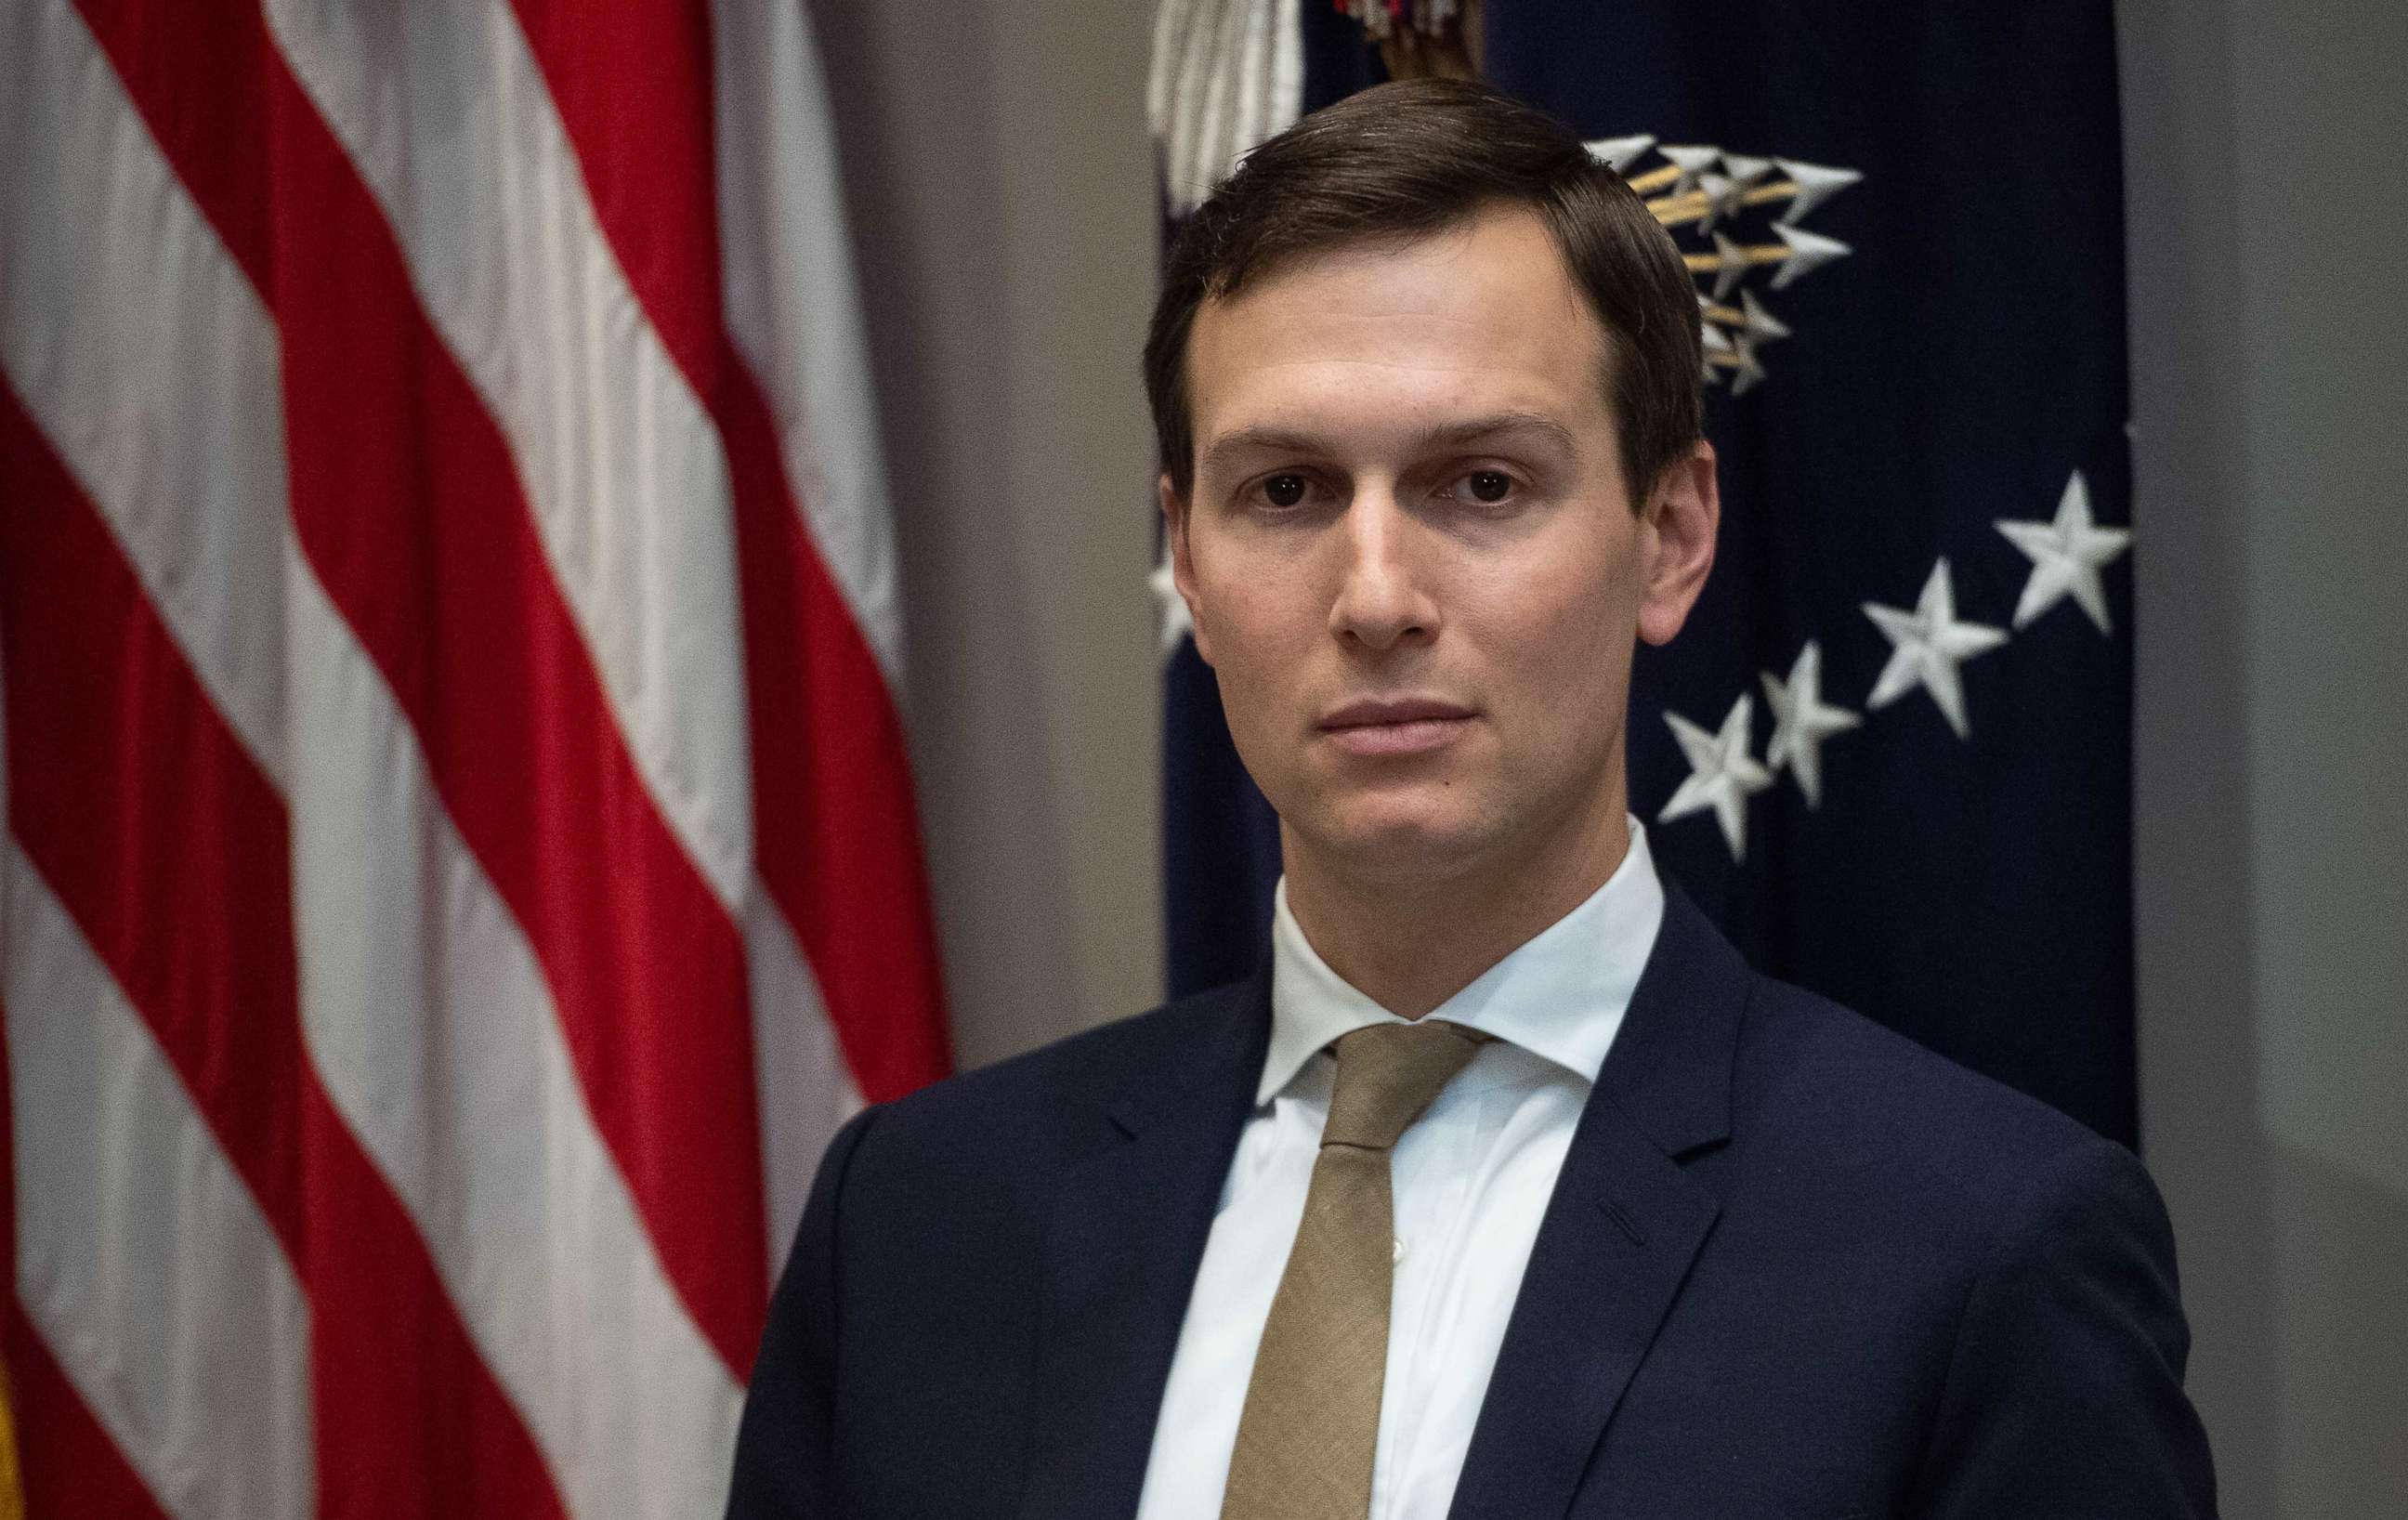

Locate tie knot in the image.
[1322,1021,1489,1150]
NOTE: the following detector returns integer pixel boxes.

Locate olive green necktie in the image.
[1219,1020,1490,1520]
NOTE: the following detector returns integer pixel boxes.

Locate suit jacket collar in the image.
[1584,874,1747,1160]
[1022,871,1752,1520]
[1444,876,1747,1518]
[1019,967,1271,1520]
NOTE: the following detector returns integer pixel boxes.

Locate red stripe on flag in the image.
[511,0,953,1103]
[74,0,771,1380]
[0,423,302,1245]
[73,0,274,281]
[255,38,771,1373]
[291,1080,571,1520]
[0,384,569,1520]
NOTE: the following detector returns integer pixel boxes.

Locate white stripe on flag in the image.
[263,0,756,913]
[709,0,907,677]
[281,550,740,1520]
[267,0,872,1286]
[3,845,314,1520]
[703,1,899,1261]
[742,896,865,1275]
[0,0,287,789]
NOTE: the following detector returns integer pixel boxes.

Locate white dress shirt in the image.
[1132,819,1667,1520]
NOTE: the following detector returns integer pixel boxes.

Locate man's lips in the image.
[1317,698,1476,756]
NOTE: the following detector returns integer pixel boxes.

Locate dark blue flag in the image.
[1157,0,2135,1145]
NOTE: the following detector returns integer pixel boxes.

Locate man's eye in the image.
[1456,469,1516,504]
[1260,473,1309,508]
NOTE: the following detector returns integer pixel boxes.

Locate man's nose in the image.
[1328,489,1438,651]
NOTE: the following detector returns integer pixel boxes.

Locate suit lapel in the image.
[1017,970,1271,1520]
[1447,882,1751,1520]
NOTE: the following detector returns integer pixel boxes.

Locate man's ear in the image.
[1635,439,1720,648]
[1159,472,1212,664]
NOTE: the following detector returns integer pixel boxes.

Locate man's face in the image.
[1166,205,1712,888]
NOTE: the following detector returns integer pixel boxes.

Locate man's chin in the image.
[1293,806,1499,887]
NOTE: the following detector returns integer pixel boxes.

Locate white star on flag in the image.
[1659,693,1773,861]
[1862,558,2009,740]
[1995,469,2131,633]
[1760,641,1860,807]
[1150,541,1193,653]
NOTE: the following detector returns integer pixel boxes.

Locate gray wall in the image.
[813,0,2407,1508]
[808,2,1166,1069]
[2122,0,2408,1511]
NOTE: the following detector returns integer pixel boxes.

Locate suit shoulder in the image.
[1733,973,2124,1196]
[868,972,1263,1145]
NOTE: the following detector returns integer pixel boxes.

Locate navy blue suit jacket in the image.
[727,880,2217,1517]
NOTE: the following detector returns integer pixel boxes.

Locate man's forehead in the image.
[1198,410,1588,475]
[1184,213,1613,475]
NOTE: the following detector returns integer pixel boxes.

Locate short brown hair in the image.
[1145,78,1703,509]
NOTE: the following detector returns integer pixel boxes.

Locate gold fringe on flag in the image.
[0,1354,24,1520]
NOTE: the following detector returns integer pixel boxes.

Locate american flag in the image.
[0,2,950,1515]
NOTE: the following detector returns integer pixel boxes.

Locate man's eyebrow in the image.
[1197,411,1582,477]
[1417,411,1583,458]
[1197,426,1334,477]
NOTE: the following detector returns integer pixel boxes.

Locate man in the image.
[728,80,2217,1518]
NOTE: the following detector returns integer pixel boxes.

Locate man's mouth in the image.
[1317,698,1476,756]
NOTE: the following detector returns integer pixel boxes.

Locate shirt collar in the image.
[1259,818,1668,1106]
